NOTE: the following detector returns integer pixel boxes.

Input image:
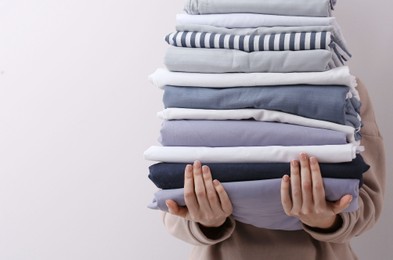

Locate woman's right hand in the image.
[165,160,233,228]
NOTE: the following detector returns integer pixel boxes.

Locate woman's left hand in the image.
[280,153,353,229]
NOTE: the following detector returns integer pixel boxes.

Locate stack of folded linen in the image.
[144,0,370,231]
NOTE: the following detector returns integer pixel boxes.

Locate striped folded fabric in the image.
[166,31,331,51]
[165,30,349,65]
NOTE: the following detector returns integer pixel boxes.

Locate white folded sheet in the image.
[144,144,362,163]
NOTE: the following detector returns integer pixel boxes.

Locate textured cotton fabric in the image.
[184,0,335,17]
[159,120,347,147]
[144,143,360,163]
[148,155,369,189]
[158,108,360,143]
[165,46,335,73]
[161,80,386,260]
[149,178,360,231]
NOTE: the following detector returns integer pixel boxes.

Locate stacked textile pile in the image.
[144,0,370,231]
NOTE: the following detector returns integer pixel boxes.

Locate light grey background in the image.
[0,0,391,259]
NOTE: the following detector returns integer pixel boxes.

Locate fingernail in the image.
[283,175,289,182]
[165,201,172,212]
[300,153,308,160]
[185,165,192,178]
[310,157,317,164]
[291,160,298,167]
[213,179,220,186]
[202,165,209,173]
[194,160,201,168]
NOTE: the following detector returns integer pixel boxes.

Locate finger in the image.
[201,165,220,210]
[183,164,199,212]
[331,194,353,214]
[290,159,302,214]
[280,174,292,216]
[299,153,313,212]
[309,156,326,210]
[213,179,233,215]
[192,161,211,211]
[166,199,188,218]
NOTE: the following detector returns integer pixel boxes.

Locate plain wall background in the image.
[0,0,391,259]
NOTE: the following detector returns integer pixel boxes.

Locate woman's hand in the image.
[165,161,233,228]
[281,153,353,229]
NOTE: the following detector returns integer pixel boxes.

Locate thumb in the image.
[166,200,188,218]
[331,194,353,214]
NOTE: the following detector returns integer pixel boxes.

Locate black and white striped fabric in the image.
[165,31,350,65]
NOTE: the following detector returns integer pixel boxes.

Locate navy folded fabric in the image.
[148,155,369,189]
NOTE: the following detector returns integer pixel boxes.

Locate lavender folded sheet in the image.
[148,155,369,189]
[148,178,360,231]
[159,120,347,147]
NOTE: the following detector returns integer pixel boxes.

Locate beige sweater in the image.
[162,79,386,260]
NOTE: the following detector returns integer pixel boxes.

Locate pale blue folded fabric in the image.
[164,46,335,73]
[184,0,335,17]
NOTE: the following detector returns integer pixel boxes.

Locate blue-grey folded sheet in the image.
[163,85,361,128]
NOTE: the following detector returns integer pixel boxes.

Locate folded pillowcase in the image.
[148,155,369,189]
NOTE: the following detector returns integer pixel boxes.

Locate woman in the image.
[162,79,385,260]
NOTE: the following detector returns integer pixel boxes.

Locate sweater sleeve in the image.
[303,79,386,243]
[162,212,236,246]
